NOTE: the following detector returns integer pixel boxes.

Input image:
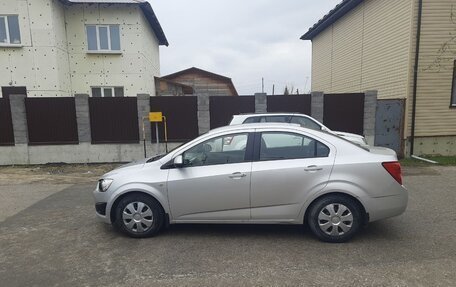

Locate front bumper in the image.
[93,187,112,224]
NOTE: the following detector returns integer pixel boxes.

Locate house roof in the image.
[162,67,239,96]
[300,0,363,40]
[58,0,168,46]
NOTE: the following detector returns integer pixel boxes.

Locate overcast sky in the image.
[149,0,341,95]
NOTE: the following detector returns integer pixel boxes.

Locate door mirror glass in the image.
[173,155,184,167]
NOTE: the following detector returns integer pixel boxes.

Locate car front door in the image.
[167,132,253,222]
[250,131,335,221]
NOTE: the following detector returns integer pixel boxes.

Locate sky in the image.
[148,0,341,95]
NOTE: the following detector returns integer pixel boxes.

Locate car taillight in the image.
[382,161,403,185]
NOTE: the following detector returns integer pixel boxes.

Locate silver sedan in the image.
[93,123,408,243]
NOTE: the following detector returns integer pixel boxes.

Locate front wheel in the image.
[307,195,362,243]
[113,194,164,238]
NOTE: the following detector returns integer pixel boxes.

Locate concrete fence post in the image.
[74,94,91,143]
[197,95,210,134]
[364,90,378,146]
[311,91,324,123]
[9,94,28,144]
[254,93,267,113]
[137,94,151,142]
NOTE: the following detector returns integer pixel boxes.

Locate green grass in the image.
[400,156,456,167]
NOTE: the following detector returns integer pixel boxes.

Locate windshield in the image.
[145,141,190,163]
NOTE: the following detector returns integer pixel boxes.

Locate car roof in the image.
[208,123,314,135]
[233,113,299,117]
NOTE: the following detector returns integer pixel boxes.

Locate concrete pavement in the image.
[0,166,455,286]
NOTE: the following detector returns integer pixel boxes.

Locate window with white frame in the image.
[0,15,21,45]
[91,87,124,97]
[86,25,120,52]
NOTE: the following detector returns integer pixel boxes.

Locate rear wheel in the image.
[307,195,362,243]
[113,194,164,238]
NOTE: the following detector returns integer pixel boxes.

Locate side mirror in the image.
[173,155,184,167]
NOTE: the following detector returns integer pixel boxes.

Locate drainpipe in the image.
[410,0,423,156]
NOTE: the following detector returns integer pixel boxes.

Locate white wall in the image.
[0,0,160,98]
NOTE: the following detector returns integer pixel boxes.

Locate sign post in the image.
[149,112,163,155]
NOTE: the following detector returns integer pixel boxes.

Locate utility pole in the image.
[262,77,264,93]
[272,84,275,95]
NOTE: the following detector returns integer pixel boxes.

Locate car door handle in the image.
[229,172,247,179]
[304,165,323,172]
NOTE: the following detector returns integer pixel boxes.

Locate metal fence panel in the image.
[25,98,79,145]
[323,93,365,135]
[89,97,139,144]
[0,99,14,146]
[210,96,255,129]
[267,95,312,115]
[150,96,198,142]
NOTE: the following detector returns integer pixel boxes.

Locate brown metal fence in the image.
[0,99,14,146]
[323,93,365,135]
[25,98,79,145]
[89,97,140,144]
[210,96,255,129]
[150,96,199,142]
[267,95,312,115]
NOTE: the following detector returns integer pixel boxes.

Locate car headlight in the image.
[98,179,114,192]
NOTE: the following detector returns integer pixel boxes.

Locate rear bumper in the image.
[364,187,408,222]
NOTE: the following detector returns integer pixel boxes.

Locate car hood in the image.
[102,158,148,178]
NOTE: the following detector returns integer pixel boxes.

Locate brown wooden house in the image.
[159,67,238,97]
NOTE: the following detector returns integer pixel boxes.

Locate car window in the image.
[260,132,329,161]
[183,133,248,167]
[265,116,290,123]
[290,116,321,130]
[243,117,260,124]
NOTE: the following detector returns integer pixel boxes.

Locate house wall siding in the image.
[407,0,456,137]
[311,0,414,100]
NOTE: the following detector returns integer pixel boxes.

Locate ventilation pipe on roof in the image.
[410,0,423,157]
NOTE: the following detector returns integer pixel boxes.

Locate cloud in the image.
[149,0,341,94]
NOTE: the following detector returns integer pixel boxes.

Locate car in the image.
[230,113,368,147]
[93,123,407,243]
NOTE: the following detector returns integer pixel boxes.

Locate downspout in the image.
[410,0,423,156]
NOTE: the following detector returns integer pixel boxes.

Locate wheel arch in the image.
[303,192,368,227]
[109,191,168,225]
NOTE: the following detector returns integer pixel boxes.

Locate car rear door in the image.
[250,130,335,221]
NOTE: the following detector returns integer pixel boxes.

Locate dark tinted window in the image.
[260,132,329,161]
[265,116,290,123]
[290,116,321,130]
[243,117,260,124]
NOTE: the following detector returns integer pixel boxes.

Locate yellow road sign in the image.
[149,112,163,122]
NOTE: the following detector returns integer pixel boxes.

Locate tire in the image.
[307,195,362,243]
[113,193,165,238]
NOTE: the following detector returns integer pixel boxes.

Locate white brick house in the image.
[0,0,168,98]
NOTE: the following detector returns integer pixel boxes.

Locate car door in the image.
[250,131,335,221]
[167,132,254,222]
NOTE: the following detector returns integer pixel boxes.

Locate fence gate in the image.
[323,93,365,135]
[210,96,255,129]
[375,99,405,156]
[0,99,14,145]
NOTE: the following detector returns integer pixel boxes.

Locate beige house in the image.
[0,0,167,98]
[301,0,456,156]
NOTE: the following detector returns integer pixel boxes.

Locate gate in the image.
[375,99,405,156]
[0,99,14,145]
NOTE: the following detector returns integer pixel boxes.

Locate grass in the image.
[400,156,456,167]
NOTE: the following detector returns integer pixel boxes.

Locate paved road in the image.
[1,166,455,286]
